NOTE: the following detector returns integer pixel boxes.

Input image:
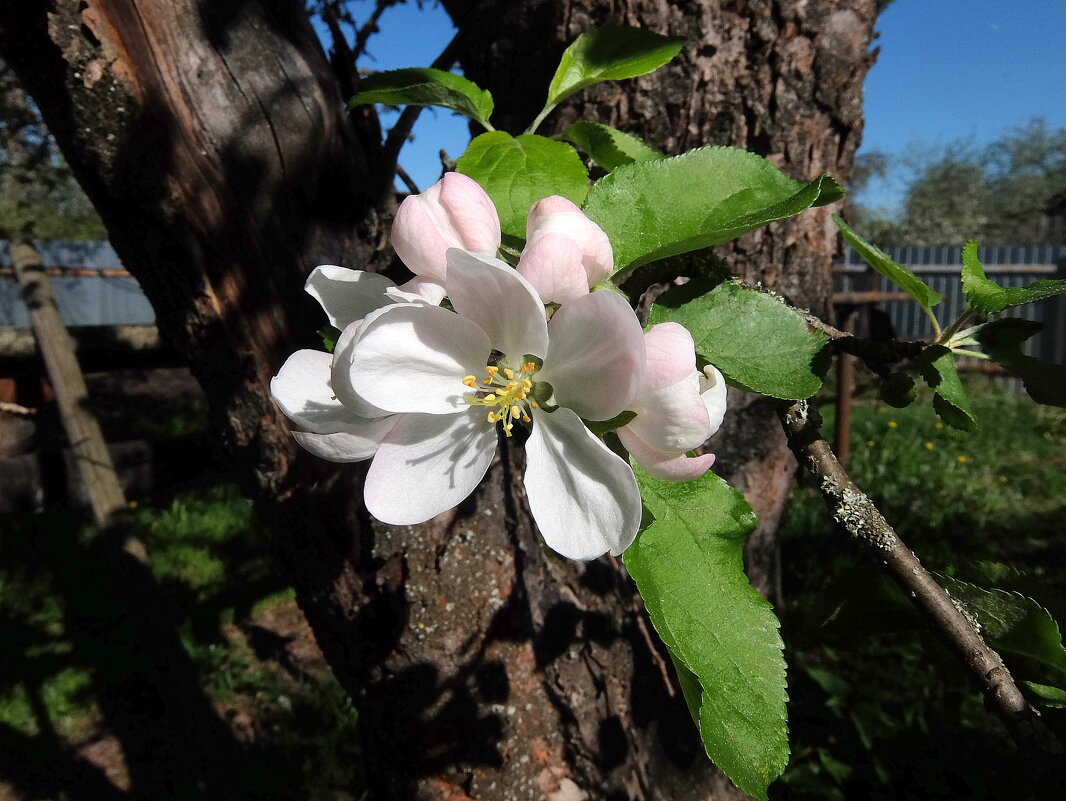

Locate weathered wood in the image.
[0,324,176,371]
[9,241,133,530]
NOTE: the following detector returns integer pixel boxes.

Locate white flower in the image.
[616,323,727,481]
[338,249,646,560]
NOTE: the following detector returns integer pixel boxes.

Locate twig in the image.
[394,163,420,194]
[351,0,402,64]
[778,399,1061,759]
[0,400,36,415]
[378,10,473,184]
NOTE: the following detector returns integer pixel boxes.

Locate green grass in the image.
[777,382,1066,800]
[0,485,363,800]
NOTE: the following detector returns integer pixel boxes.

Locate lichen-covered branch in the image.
[778,400,1061,759]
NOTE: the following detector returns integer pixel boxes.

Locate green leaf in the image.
[317,325,341,353]
[938,575,1066,677]
[558,121,665,171]
[917,345,976,431]
[1024,682,1066,709]
[833,216,942,323]
[961,240,1066,313]
[974,318,1066,408]
[583,147,843,276]
[584,410,637,436]
[348,68,495,131]
[546,26,684,109]
[650,281,828,400]
[624,468,786,801]
[456,132,589,238]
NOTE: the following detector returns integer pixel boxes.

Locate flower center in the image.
[462,361,540,437]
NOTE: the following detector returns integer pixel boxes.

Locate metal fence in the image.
[3,239,1064,371]
[0,241,154,327]
[835,244,1066,368]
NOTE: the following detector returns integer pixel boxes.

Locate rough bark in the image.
[0,1,881,799]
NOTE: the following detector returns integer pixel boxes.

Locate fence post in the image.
[9,241,146,560]
[834,307,856,466]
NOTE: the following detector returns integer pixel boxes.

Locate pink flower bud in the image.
[391,173,501,283]
[516,196,614,302]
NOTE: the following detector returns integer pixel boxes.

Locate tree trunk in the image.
[0,1,881,799]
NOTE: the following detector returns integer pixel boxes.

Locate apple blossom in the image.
[391,172,502,289]
[516,195,614,304]
[339,249,646,560]
[616,322,728,482]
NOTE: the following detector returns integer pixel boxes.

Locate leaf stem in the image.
[937,305,976,346]
[525,103,557,136]
[778,400,1061,761]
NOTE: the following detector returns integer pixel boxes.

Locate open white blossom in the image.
[334,249,646,560]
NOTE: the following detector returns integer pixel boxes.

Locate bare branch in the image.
[394,163,419,194]
[779,399,1062,760]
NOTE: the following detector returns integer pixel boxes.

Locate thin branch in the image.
[394,163,419,194]
[351,0,402,64]
[379,24,468,183]
[778,399,1061,759]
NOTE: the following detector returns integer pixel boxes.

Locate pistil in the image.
[464,360,538,436]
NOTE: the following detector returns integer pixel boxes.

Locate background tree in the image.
[855,118,1066,245]
[0,1,883,798]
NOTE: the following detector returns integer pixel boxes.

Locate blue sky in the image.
[332,0,1066,212]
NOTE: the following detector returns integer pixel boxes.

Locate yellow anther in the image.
[516,392,526,400]
[520,380,532,391]
[462,375,478,387]
[522,415,532,423]
[531,401,540,409]
[486,366,499,376]
[511,406,521,418]
[487,411,499,423]
[484,393,496,401]
[504,368,515,379]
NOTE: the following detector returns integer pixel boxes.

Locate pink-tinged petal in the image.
[388,276,447,306]
[516,233,589,305]
[349,304,491,414]
[526,197,614,287]
[525,408,642,560]
[525,195,582,225]
[391,195,453,283]
[642,323,697,390]
[700,365,728,436]
[391,174,501,283]
[292,415,398,462]
[617,426,716,482]
[364,411,497,525]
[446,250,549,362]
[539,290,645,421]
[271,349,356,433]
[626,372,712,453]
[304,266,396,329]
[438,172,501,255]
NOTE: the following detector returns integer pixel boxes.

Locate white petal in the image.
[349,304,491,414]
[516,233,590,305]
[539,290,645,421]
[445,249,549,362]
[525,408,642,560]
[364,411,497,524]
[305,266,396,329]
[617,426,716,482]
[292,415,398,462]
[271,349,356,433]
[700,365,728,437]
[626,372,711,454]
[331,318,392,418]
[387,276,447,306]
